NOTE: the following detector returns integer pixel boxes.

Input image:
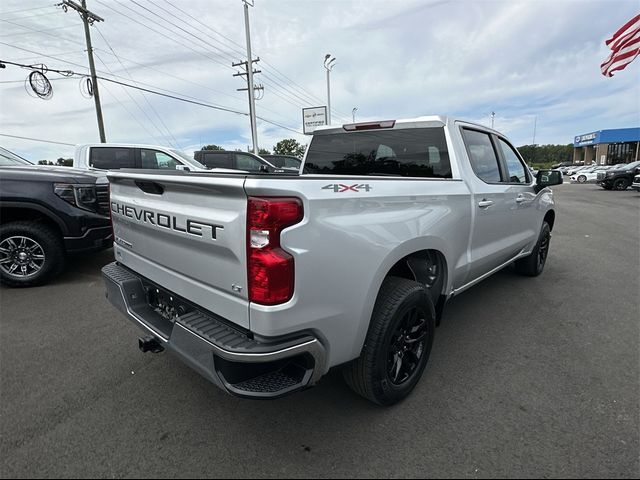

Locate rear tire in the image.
[343,277,435,406]
[515,221,551,277]
[0,221,65,287]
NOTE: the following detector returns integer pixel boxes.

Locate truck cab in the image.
[73,144,207,172]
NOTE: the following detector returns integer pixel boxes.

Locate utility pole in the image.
[59,0,106,142]
[232,58,263,154]
[233,0,260,154]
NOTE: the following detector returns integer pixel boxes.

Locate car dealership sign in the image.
[302,106,327,134]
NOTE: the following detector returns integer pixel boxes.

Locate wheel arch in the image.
[350,237,453,359]
[0,204,67,237]
[544,209,555,231]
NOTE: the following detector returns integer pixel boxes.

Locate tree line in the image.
[202,138,307,158]
[517,144,574,167]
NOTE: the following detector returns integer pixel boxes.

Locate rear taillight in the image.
[247,197,303,305]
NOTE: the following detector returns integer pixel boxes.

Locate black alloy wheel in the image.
[386,306,429,385]
[614,178,629,190]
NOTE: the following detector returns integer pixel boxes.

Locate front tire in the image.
[577,175,587,183]
[614,178,629,190]
[0,221,65,287]
[343,277,435,406]
[515,221,551,277]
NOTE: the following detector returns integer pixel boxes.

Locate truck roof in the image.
[312,115,502,136]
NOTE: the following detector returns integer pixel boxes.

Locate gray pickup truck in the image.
[102,116,562,405]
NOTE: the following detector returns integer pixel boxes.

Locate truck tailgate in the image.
[107,171,250,329]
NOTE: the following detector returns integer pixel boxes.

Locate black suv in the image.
[0,166,112,287]
[597,161,640,190]
[194,150,277,173]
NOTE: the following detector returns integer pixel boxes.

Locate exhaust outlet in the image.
[138,335,164,353]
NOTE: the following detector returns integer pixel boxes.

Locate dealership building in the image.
[573,127,640,165]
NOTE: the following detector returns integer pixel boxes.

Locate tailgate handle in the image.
[135,181,164,195]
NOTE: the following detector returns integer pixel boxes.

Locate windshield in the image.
[623,161,640,169]
[169,149,207,169]
[0,150,32,166]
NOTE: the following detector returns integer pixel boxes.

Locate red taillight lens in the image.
[247,197,303,305]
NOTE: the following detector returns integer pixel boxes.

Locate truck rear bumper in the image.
[102,262,326,399]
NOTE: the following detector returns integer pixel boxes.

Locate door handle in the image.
[478,200,494,208]
[515,195,526,203]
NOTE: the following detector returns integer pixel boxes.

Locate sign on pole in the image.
[302,106,327,135]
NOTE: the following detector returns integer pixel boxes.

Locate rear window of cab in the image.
[304,127,451,178]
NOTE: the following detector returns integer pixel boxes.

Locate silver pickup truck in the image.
[102,115,562,405]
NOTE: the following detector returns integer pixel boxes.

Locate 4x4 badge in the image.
[322,184,372,193]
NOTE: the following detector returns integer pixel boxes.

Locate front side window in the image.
[235,153,263,172]
[461,129,501,183]
[497,138,528,183]
[140,149,180,169]
[90,147,134,169]
[304,127,451,178]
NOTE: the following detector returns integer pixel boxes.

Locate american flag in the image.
[600,13,640,77]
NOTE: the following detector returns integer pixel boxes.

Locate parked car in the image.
[631,174,640,192]
[551,161,578,170]
[566,165,591,176]
[194,150,287,173]
[102,115,562,405]
[570,165,601,183]
[597,161,640,190]
[0,165,111,287]
[73,144,207,172]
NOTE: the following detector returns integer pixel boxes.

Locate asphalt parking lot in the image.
[1,183,638,479]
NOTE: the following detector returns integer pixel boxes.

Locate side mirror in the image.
[535,170,563,193]
[175,165,190,172]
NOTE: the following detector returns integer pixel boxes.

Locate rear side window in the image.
[461,129,501,183]
[235,153,263,172]
[90,147,134,169]
[140,149,180,170]
[304,127,451,178]
[497,138,529,183]
[202,152,232,169]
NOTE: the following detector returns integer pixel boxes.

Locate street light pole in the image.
[324,54,335,125]
[352,107,357,123]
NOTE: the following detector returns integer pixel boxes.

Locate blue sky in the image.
[1,0,639,162]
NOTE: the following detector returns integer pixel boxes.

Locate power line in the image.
[1,10,62,22]
[0,23,77,38]
[95,71,167,146]
[94,51,175,148]
[161,0,246,55]
[148,0,243,62]
[126,0,237,70]
[0,41,90,72]
[0,133,75,146]
[93,0,234,73]
[0,5,55,16]
[0,17,83,43]
[94,25,180,148]
[2,57,303,135]
[97,76,302,134]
